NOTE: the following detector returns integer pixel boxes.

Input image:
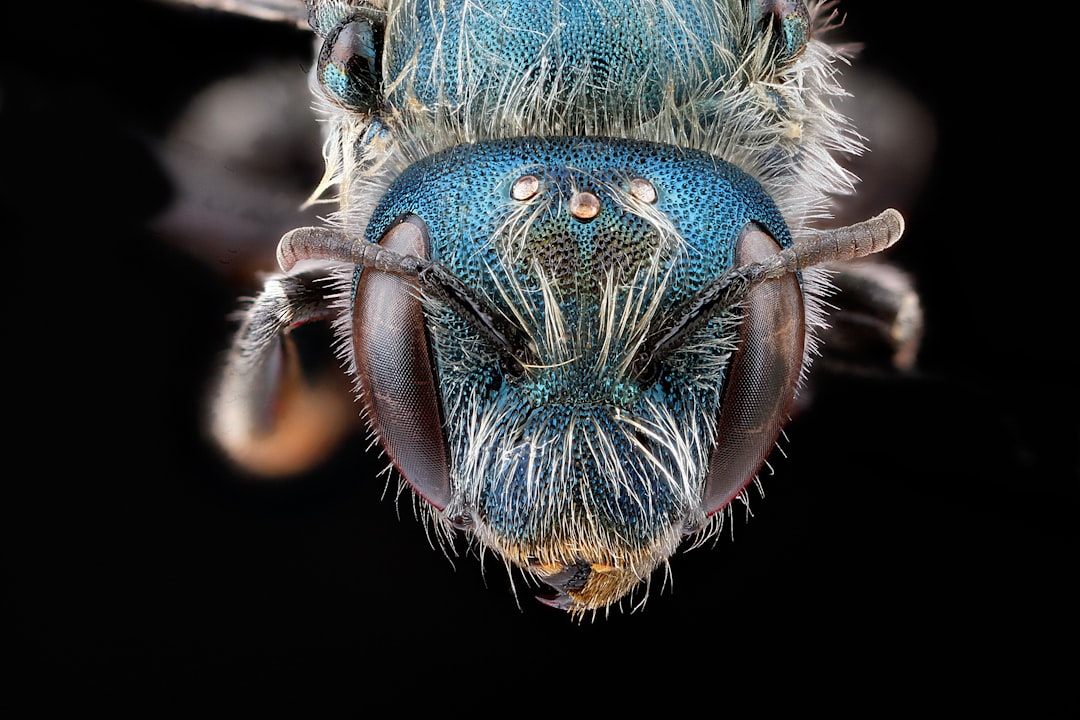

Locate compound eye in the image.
[352,216,450,509]
[702,224,805,515]
[317,15,383,111]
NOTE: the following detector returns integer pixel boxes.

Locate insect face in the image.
[352,137,803,610]
[210,0,915,615]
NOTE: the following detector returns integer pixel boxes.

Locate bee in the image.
[170,0,922,615]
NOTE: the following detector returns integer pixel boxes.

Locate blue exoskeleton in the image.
[205,0,919,614]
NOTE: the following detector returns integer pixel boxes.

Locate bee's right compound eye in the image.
[351,216,451,510]
[317,15,383,111]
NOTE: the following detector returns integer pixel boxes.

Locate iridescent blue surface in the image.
[383,0,738,127]
[366,137,790,298]
[363,136,790,545]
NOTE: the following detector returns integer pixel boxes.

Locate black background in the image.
[5,1,1075,712]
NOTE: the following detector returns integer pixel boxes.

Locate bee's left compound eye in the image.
[352,216,451,509]
[703,224,805,514]
[317,14,384,111]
